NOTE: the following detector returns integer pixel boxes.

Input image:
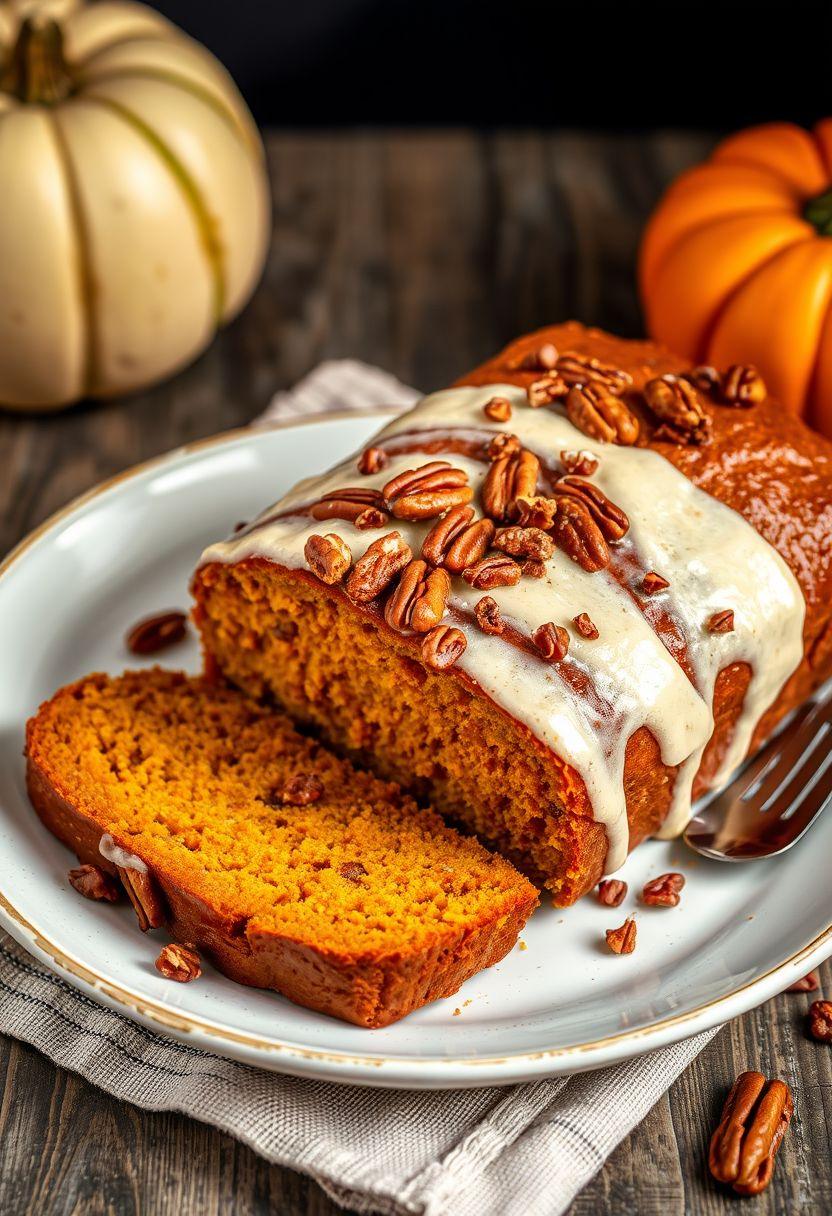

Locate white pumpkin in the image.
[0,0,270,410]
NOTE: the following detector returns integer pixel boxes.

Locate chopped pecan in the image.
[339,860,368,883]
[642,571,669,594]
[384,560,450,633]
[708,609,735,634]
[709,1071,793,1196]
[551,498,610,572]
[560,448,599,476]
[383,461,472,520]
[808,999,832,1042]
[573,612,599,640]
[485,432,522,461]
[553,476,629,541]
[119,867,165,932]
[597,879,627,906]
[276,774,324,805]
[126,611,188,656]
[787,970,819,993]
[721,364,767,407]
[518,341,559,371]
[155,943,201,983]
[606,918,637,954]
[462,553,522,590]
[566,384,639,445]
[522,559,546,579]
[422,505,495,573]
[644,375,711,444]
[532,622,570,662]
[514,495,558,530]
[474,596,504,635]
[483,395,512,422]
[481,448,540,521]
[304,533,352,584]
[358,446,388,474]
[684,364,720,394]
[493,526,555,561]
[354,507,389,529]
[421,624,467,670]
[641,872,685,907]
[310,486,388,524]
[527,372,569,408]
[68,864,121,903]
[345,531,412,601]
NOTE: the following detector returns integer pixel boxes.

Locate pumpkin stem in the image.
[2,16,73,104]
[805,189,832,237]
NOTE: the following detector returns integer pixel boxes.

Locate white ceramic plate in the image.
[1,415,830,1090]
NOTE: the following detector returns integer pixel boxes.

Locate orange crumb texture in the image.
[25,670,537,1027]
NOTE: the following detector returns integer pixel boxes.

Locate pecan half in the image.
[155,943,201,983]
[126,611,188,656]
[358,446,388,474]
[493,526,554,561]
[485,432,522,461]
[475,596,504,635]
[514,495,558,530]
[566,384,639,445]
[644,375,711,445]
[119,867,165,932]
[483,395,512,422]
[527,372,569,408]
[517,341,559,371]
[304,533,352,584]
[276,774,324,806]
[339,860,368,882]
[310,487,388,524]
[808,999,832,1042]
[553,476,629,541]
[481,448,540,521]
[642,571,669,595]
[709,1072,793,1196]
[551,498,610,572]
[573,612,599,639]
[786,970,819,993]
[606,918,637,954]
[597,879,627,906]
[384,560,450,633]
[560,448,599,476]
[68,864,121,903]
[557,352,632,395]
[422,505,495,573]
[383,461,472,520]
[684,364,720,394]
[721,364,767,407]
[641,872,685,907]
[462,554,522,590]
[421,624,467,670]
[532,622,569,662]
[345,532,412,601]
[708,609,735,634]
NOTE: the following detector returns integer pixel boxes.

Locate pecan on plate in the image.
[421,624,467,671]
[597,879,627,907]
[708,609,735,634]
[126,611,188,656]
[527,372,569,408]
[641,872,685,907]
[552,476,629,541]
[462,554,523,590]
[481,448,540,521]
[119,867,166,932]
[642,571,669,594]
[345,532,412,602]
[384,560,450,633]
[485,432,522,462]
[383,461,472,521]
[493,526,554,561]
[304,533,352,584]
[532,622,569,662]
[721,364,767,408]
[483,395,512,422]
[276,773,324,806]
[156,943,201,983]
[475,596,505,635]
[68,864,121,903]
[605,918,637,954]
[644,375,711,445]
[422,505,495,573]
[551,498,610,573]
[566,384,639,445]
[573,612,599,640]
[358,446,388,475]
[517,341,559,371]
[808,999,832,1042]
[310,486,388,525]
[557,353,632,396]
[709,1071,793,1195]
[786,970,820,993]
[560,448,599,476]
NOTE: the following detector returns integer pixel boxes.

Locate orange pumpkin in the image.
[639,121,832,436]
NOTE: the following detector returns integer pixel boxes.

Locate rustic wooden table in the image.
[1,131,830,1216]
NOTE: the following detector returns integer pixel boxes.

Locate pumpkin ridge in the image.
[85,92,225,324]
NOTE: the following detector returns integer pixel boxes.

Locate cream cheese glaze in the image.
[200,383,805,872]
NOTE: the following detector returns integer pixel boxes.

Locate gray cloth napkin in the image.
[0,360,721,1215]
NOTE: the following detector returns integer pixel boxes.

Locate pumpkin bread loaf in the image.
[25,669,536,1027]
[193,322,832,905]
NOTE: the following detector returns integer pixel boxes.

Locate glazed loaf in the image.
[193,323,832,904]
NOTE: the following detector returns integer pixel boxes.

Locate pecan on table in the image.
[573,612,599,640]
[527,372,569,408]
[708,1071,793,1195]
[155,943,201,983]
[310,486,388,526]
[597,879,627,906]
[786,970,820,993]
[383,461,472,521]
[566,384,639,445]
[474,596,505,635]
[485,432,522,461]
[560,448,599,476]
[68,864,121,903]
[532,622,569,662]
[556,353,633,396]
[119,867,165,932]
[462,553,522,590]
[483,395,513,422]
[345,532,412,601]
[493,526,555,561]
[358,446,389,474]
[641,872,685,907]
[422,505,495,573]
[481,448,540,521]
[304,533,352,584]
[708,609,735,634]
[552,476,629,541]
[550,498,610,573]
[275,773,324,806]
[721,364,767,408]
[384,559,450,633]
[808,999,832,1042]
[421,624,467,670]
[605,918,637,954]
[514,495,558,530]
[126,611,188,656]
[644,375,711,445]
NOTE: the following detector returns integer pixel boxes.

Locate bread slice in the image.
[25,669,536,1027]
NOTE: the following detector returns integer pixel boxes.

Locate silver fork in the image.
[684,682,832,861]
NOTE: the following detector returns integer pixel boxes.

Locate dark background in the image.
[153,0,826,131]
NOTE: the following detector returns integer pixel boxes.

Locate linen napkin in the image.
[0,359,720,1215]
